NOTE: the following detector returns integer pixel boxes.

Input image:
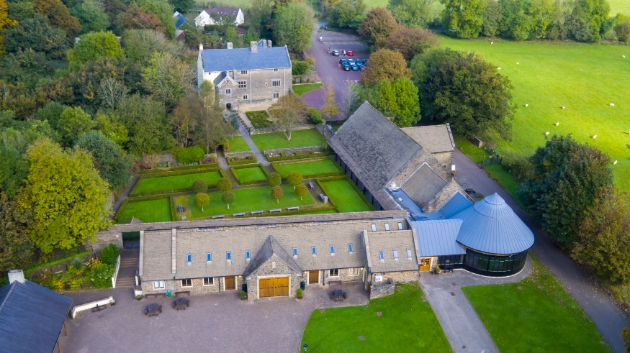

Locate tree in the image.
[615,21,630,43]
[307,107,324,124]
[222,190,234,209]
[3,14,69,60]
[321,83,339,120]
[67,31,124,68]
[412,48,515,139]
[358,7,398,49]
[98,77,128,111]
[192,180,208,193]
[623,326,630,353]
[483,0,502,36]
[217,178,232,192]
[571,186,630,284]
[273,2,314,54]
[386,27,437,62]
[356,77,420,127]
[135,0,177,38]
[141,153,160,169]
[74,131,134,190]
[95,113,128,147]
[33,0,81,39]
[116,94,174,154]
[172,94,199,147]
[569,0,610,42]
[269,93,307,141]
[194,192,210,211]
[70,0,111,34]
[440,0,487,38]
[328,0,366,29]
[36,102,67,131]
[122,29,180,63]
[0,0,16,54]
[287,171,303,190]
[268,172,282,187]
[388,0,434,28]
[16,139,111,253]
[361,49,410,86]
[0,193,34,276]
[295,184,308,200]
[518,135,612,248]
[120,4,164,32]
[0,145,29,199]
[174,146,204,164]
[271,185,284,203]
[169,0,194,13]
[142,52,195,111]
[57,107,95,147]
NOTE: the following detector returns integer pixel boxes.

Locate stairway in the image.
[116,249,139,288]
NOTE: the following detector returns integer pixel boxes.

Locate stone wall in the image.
[251,124,315,136]
[141,276,238,296]
[322,267,364,285]
[245,254,301,301]
[89,231,123,252]
[224,151,256,161]
[264,145,323,157]
[370,278,394,299]
[292,72,319,84]
[217,67,292,111]
[371,271,418,284]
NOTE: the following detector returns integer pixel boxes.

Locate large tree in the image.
[116,94,174,154]
[3,14,68,60]
[168,0,194,13]
[74,131,134,190]
[440,0,487,38]
[328,0,366,29]
[70,0,111,34]
[16,139,111,253]
[141,52,195,111]
[135,0,176,38]
[518,135,612,248]
[269,93,307,141]
[0,145,29,199]
[33,0,81,39]
[0,0,16,54]
[361,49,410,86]
[122,29,180,63]
[120,4,164,33]
[386,27,437,62]
[0,193,34,276]
[67,31,124,68]
[568,0,610,42]
[57,106,95,146]
[273,2,314,54]
[357,77,420,127]
[357,7,398,49]
[388,0,434,28]
[412,48,515,139]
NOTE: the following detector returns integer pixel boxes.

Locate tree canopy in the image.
[0,193,34,276]
[67,31,124,68]
[57,106,95,146]
[440,0,487,38]
[388,0,434,28]
[358,7,398,49]
[361,49,410,86]
[386,27,437,62]
[74,131,134,190]
[328,0,366,29]
[120,4,164,33]
[33,0,81,39]
[269,93,307,141]
[273,2,314,54]
[195,192,210,211]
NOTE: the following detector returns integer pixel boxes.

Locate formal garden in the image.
[250,129,326,151]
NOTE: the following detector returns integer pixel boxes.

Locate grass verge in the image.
[131,171,222,196]
[116,197,172,224]
[232,165,268,184]
[226,136,251,152]
[319,178,373,212]
[293,83,323,97]
[273,158,342,178]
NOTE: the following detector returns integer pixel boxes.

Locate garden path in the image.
[111,175,140,217]
[419,257,533,353]
[216,147,229,171]
[239,124,270,167]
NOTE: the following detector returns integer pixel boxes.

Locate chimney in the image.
[227,42,233,49]
[250,41,258,53]
[262,39,267,48]
[199,43,203,52]
[8,269,25,284]
[268,40,272,47]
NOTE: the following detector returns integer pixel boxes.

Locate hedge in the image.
[137,163,218,175]
[169,195,177,221]
[316,175,376,211]
[227,156,258,166]
[137,164,219,177]
[266,150,334,162]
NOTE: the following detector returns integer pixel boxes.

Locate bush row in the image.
[137,164,220,177]
[137,161,218,175]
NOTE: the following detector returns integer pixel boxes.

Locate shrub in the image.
[101,243,120,266]
[268,172,282,187]
[195,192,210,211]
[240,290,247,299]
[271,185,284,202]
[217,177,232,192]
[192,179,209,193]
[287,171,303,188]
[306,107,324,124]
[71,257,84,271]
[501,152,532,181]
[90,263,114,288]
[175,146,205,165]
[51,277,65,292]
[295,184,308,200]
[222,191,235,209]
[87,257,102,270]
[292,60,311,75]
[246,110,273,129]
[68,278,83,290]
[296,288,303,297]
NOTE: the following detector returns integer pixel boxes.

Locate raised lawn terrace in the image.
[116,197,172,224]
[273,159,342,178]
[301,282,452,353]
[232,166,268,184]
[251,129,326,151]
[131,171,222,196]
[319,179,373,212]
[226,136,251,153]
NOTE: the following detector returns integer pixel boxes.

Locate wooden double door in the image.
[308,270,319,285]
[259,277,289,298]
[224,276,236,290]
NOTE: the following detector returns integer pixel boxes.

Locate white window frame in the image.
[238,80,247,88]
[273,92,280,99]
[225,88,231,94]
[181,278,192,288]
[203,277,214,286]
[243,95,248,100]
[398,222,403,230]
[348,268,360,276]
[379,251,384,261]
[153,281,165,289]
[293,247,298,257]
[330,245,335,255]
[241,70,248,75]
[407,249,412,260]
[385,223,390,231]
[272,79,281,87]
[371,224,377,232]
[393,250,399,260]
[329,269,339,277]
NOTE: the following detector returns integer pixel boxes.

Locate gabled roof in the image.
[438,191,473,218]
[413,219,465,257]
[401,124,455,153]
[243,235,302,278]
[208,7,240,16]
[452,193,534,254]
[401,164,447,208]
[174,12,193,29]
[200,45,291,72]
[0,280,72,353]
[364,230,419,272]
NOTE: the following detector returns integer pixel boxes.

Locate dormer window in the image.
[226,251,231,261]
[330,245,335,255]
[206,252,212,262]
[312,246,317,256]
[398,222,403,230]
[186,253,192,264]
[348,243,353,253]
[371,224,376,232]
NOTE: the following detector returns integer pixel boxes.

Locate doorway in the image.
[224,276,236,290]
[420,258,431,272]
[308,270,319,285]
[259,277,289,298]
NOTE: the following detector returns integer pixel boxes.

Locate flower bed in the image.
[246,110,273,128]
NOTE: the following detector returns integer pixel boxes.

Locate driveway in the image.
[58,282,368,353]
[453,149,629,353]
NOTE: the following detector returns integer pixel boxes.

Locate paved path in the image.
[111,175,139,217]
[216,148,230,170]
[453,149,629,353]
[420,257,533,353]
[239,124,270,167]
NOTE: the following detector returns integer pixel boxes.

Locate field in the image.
[610,0,630,15]
[251,129,326,151]
[463,255,610,353]
[301,282,452,353]
[273,159,342,178]
[293,83,323,97]
[320,179,373,212]
[226,136,251,152]
[233,166,268,184]
[116,198,172,224]
[131,171,222,196]
[439,36,630,192]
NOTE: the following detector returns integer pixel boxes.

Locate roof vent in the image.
[250,41,258,53]
[8,269,25,284]
[387,182,400,191]
[227,42,233,49]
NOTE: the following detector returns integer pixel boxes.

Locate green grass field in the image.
[188,184,316,218]
[320,179,372,212]
[463,255,610,353]
[609,0,630,15]
[226,136,251,152]
[293,83,323,97]
[233,166,268,184]
[116,198,172,224]
[301,282,452,353]
[131,171,222,196]
[273,159,342,178]
[251,129,326,151]
[439,36,630,193]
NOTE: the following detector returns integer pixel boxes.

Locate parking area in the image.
[59,282,368,353]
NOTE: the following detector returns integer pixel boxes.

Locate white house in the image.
[194,7,244,27]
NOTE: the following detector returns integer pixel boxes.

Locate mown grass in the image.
[439,36,630,193]
[251,129,326,151]
[116,198,172,224]
[274,159,342,178]
[131,171,222,196]
[463,255,611,353]
[293,83,323,97]
[226,136,251,152]
[320,179,372,212]
[233,166,268,184]
[301,282,452,353]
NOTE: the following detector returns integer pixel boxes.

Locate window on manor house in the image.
[273,92,279,99]
[329,269,339,277]
[203,277,214,286]
[181,279,192,287]
[272,79,280,87]
[225,88,231,94]
[238,81,246,88]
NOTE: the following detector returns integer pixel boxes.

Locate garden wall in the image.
[264,146,324,157]
[249,124,315,136]
[370,278,395,299]
[292,72,319,84]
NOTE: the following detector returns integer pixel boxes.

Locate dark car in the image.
[339,59,348,65]
[342,64,351,71]
[351,64,359,71]
[347,59,355,65]
[360,59,367,65]
[331,50,339,56]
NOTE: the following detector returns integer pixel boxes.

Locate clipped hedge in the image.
[137,164,219,177]
[266,150,334,162]
[316,175,376,211]
[227,156,257,166]
[170,195,178,221]
[246,110,273,129]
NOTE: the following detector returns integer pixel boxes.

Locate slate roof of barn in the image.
[401,124,455,153]
[401,164,447,208]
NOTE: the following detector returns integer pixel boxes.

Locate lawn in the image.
[233,166,268,184]
[439,36,630,193]
[301,282,452,353]
[251,129,326,151]
[293,83,323,97]
[320,179,372,212]
[609,0,630,15]
[273,159,342,178]
[463,255,610,353]
[226,136,251,153]
[116,198,172,224]
[187,184,316,218]
[131,171,222,196]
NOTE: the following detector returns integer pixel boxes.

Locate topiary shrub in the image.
[268,172,282,187]
[174,146,205,165]
[306,107,324,124]
[217,177,232,192]
[101,243,120,266]
[192,179,208,193]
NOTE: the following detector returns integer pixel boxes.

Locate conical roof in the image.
[451,193,534,255]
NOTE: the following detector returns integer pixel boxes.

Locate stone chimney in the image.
[250,41,258,53]
[268,40,272,47]
[262,39,267,48]
[199,43,203,52]
[227,42,233,49]
[8,269,25,284]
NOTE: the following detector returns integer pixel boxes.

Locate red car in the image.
[347,50,354,56]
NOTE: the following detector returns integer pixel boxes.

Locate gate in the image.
[259,277,289,298]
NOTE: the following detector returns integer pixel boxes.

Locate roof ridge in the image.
[0,281,17,315]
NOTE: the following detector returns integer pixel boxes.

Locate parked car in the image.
[357,63,364,70]
[342,64,351,71]
[347,50,354,56]
[331,50,339,56]
[339,59,348,65]
[351,64,359,71]
[347,59,355,65]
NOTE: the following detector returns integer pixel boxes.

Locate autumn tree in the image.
[98,77,128,111]
[217,178,232,192]
[171,94,199,148]
[3,14,68,60]
[0,0,17,54]
[195,192,210,211]
[440,0,487,38]
[295,184,308,200]
[321,82,339,120]
[57,107,95,147]
[33,0,81,39]
[142,52,195,110]
[222,190,234,209]
[358,7,398,49]
[0,193,34,276]
[120,4,164,32]
[386,27,437,61]
[361,49,410,86]
[269,93,307,141]
[192,180,208,193]
[136,0,177,38]
[95,113,128,147]
[141,153,160,169]
[268,172,282,187]
[16,139,111,253]
[271,185,284,203]
[67,31,124,68]
[287,171,303,190]
[74,131,134,190]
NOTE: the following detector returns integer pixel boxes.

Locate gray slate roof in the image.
[451,193,534,254]
[364,231,419,273]
[142,230,173,280]
[438,191,473,218]
[401,164,447,208]
[201,46,291,72]
[401,124,455,153]
[243,235,302,278]
[413,219,465,257]
[0,280,72,353]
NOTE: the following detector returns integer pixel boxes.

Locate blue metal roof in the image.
[438,191,473,218]
[201,46,291,72]
[174,13,193,29]
[413,219,466,257]
[451,193,534,255]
